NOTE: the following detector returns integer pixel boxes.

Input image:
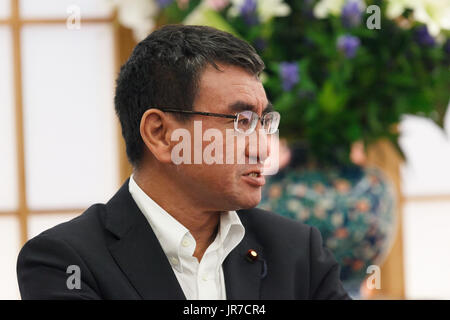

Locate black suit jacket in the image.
[17,179,350,300]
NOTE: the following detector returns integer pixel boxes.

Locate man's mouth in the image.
[242,170,265,187]
[245,172,261,178]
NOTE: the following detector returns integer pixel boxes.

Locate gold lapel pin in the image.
[246,249,258,262]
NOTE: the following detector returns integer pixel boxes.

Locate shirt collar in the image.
[128,175,245,271]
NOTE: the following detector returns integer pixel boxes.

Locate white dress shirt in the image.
[128,176,245,300]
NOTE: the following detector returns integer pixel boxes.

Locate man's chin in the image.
[235,194,261,210]
[215,185,262,211]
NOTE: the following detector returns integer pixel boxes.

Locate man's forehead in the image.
[197,64,268,114]
[228,100,274,115]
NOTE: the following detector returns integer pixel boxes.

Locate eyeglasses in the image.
[152,108,280,135]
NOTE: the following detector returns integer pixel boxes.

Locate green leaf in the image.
[183,5,239,37]
[274,91,295,113]
[317,80,348,114]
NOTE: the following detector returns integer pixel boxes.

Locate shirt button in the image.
[169,257,179,266]
[182,239,191,247]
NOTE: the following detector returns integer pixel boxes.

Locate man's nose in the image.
[245,127,271,164]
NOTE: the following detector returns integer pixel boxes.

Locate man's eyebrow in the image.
[263,102,274,114]
[228,101,274,115]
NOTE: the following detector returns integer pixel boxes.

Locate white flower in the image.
[385,0,411,19]
[413,0,450,36]
[313,0,346,18]
[228,0,246,17]
[229,0,291,23]
[107,0,159,41]
[258,0,291,22]
[386,0,450,36]
[313,0,366,19]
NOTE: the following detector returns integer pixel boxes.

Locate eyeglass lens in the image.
[235,111,280,134]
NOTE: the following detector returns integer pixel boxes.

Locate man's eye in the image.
[239,118,250,125]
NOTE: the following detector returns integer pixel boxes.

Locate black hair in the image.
[114,24,265,168]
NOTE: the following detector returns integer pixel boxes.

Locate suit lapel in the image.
[104,179,186,300]
[223,224,264,300]
[103,179,265,300]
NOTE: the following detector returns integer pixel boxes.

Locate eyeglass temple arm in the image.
[153,108,237,119]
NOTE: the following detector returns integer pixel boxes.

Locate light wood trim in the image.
[1,209,84,215]
[364,139,405,299]
[28,209,84,215]
[404,194,450,202]
[2,18,114,25]
[19,17,114,25]
[0,211,18,216]
[11,0,28,246]
[8,2,115,245]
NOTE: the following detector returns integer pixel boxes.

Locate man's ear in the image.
[140,109,174,163]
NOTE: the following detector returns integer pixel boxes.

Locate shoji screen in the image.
[0,15,21,299]
[0,0,120,299]
[400,111,450,299]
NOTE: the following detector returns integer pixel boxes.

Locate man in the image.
[17,25,350,300]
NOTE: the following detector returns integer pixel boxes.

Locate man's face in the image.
[167,63,273,211]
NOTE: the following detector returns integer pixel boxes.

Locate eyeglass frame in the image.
[149,107,280,135]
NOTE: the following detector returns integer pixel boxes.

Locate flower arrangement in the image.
[110,0,450,165]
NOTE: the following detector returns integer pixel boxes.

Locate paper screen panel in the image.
[399,112,450,196]
[28,212,80,240]
[21,24,119,210]
[0,27,18,212]
[403,201,450,299]
[0,216,21,299]
[0,0,10,19]
[20,0,112,19]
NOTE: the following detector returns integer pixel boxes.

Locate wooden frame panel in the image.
[1,0,118,246]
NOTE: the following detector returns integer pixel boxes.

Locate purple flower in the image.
[341,1,363,28]
[414,25,436,47]
[279,62,300,91]
[240,0,256,15]
[156,0,174,8]
[337,35,360,58]
[240,0,259,26]
[253,37,266,52]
